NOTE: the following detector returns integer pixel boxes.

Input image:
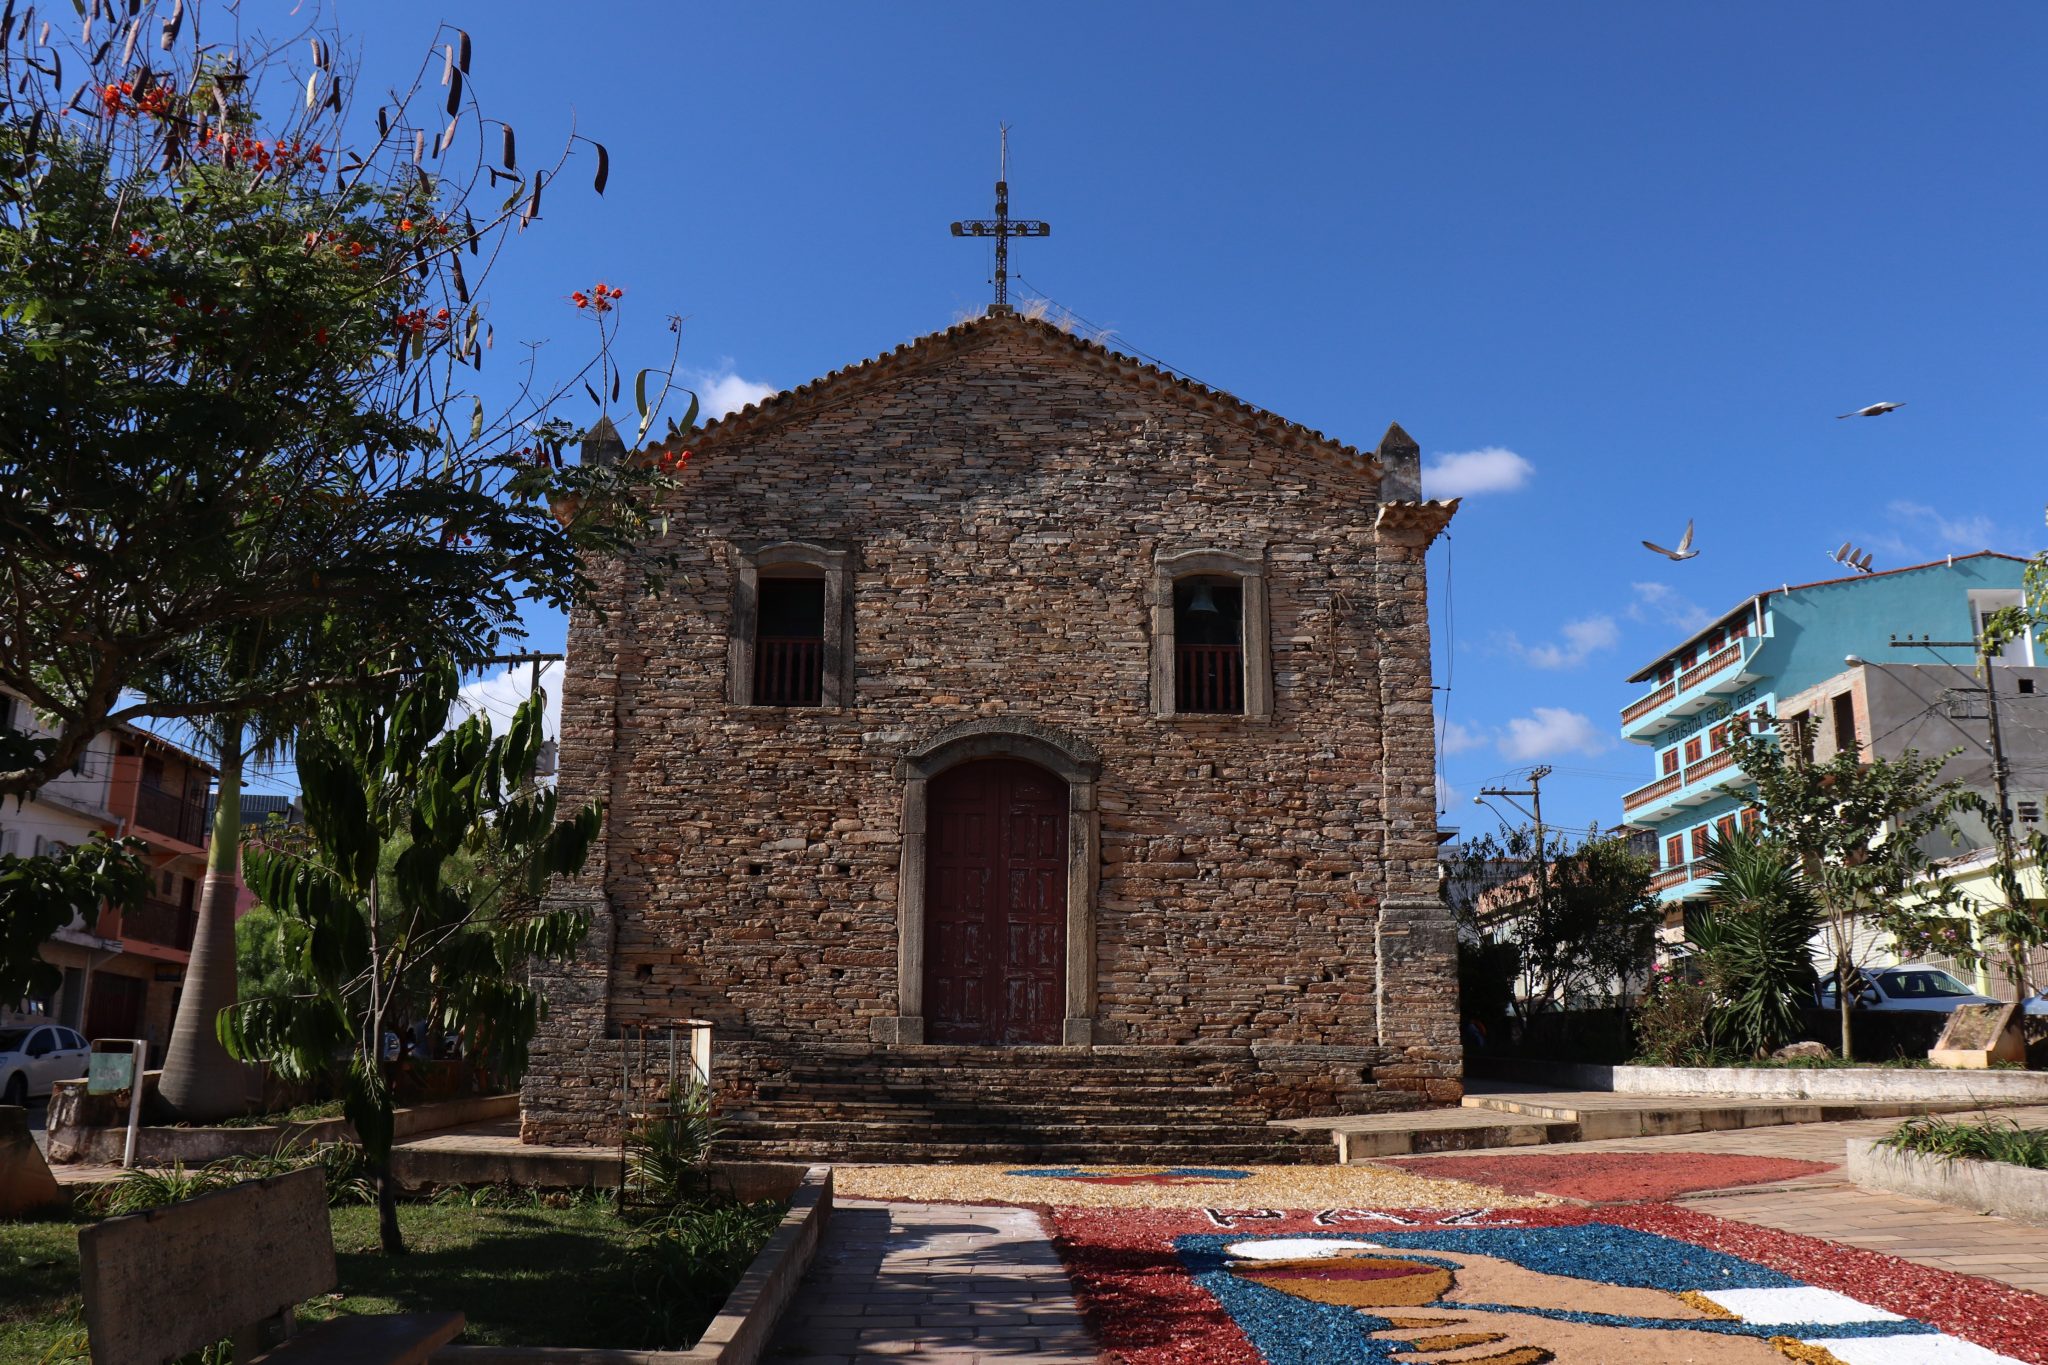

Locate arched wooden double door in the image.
[923,759,1068,1044]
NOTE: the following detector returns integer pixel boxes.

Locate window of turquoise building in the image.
[1664,835,1684,868]
[1683,736,1703,764]
[1690,826,1709,859]
[1661,748,1680,776]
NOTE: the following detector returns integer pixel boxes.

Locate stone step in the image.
[746,1082,1246,1104]
[715,1137,1333,1165]
[721,1117,1330,1146]
[745,1096,1261,1113]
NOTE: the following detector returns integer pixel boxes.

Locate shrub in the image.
[1632,972,1718,1066]
[625,1081,718,1212]
[1692,831,1820,1058]
[81,1141,373,1216]
[626,1199,786,1347]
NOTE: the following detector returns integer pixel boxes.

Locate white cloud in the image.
[1440,719,1490,755]
[453,661,564,755]
[1420,446,1533,499]
[1887,500,1997,552]
[684,363,777,421]
[1627,581,1714,633]
[1498,707,1609,761]
[1504,614,1619,669]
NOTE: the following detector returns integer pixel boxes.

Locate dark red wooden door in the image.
[925,760,1067,1044]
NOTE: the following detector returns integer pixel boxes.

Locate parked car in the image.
[2021,990,2048,1017]
[0,1023,92,1105]
[1814,964,2004,1014]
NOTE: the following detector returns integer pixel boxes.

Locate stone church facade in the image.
[521,310,1461,1157]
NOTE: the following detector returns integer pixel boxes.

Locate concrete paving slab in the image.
[768,1200,1094,1365]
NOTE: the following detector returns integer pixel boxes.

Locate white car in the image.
[0,1023,92,1105]
[1815,964,2005,1014]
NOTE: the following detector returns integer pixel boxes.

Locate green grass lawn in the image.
[2,1197,781,1361]
[0,1217,83,1363]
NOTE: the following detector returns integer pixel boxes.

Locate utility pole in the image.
[1480,765,1553,904]
[1889,634,2014,861]
[1891,633,2021,995]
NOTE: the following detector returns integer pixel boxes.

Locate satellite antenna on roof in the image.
[1830,542,1876,574]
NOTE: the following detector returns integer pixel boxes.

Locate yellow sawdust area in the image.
[1770,1339,1850,1365]
[832,1163,1558,1209]
[1680,1289,1741,1320]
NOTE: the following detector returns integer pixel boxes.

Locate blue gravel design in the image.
[1173,1226,1941,1365]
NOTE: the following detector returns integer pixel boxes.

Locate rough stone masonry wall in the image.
[522,321,1460,1142]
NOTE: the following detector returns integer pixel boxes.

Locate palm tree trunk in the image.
[157,720,247,1122]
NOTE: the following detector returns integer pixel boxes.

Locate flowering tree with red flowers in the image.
[0,1,697,1118]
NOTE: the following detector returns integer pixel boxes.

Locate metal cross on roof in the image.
[950,124,1049,312]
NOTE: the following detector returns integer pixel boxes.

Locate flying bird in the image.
[1837,401,1905,419]
[1643,520,1698,561]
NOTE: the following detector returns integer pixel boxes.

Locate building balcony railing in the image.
[752,636,823,707]
[108,896,198,952]
[1684,747,1740,787]
[1622,770,1684,814]
[1621,681,1676,727]
[1679,639,1746,694]
[1623,746,1750,823]
[1621,634,1764,741]
[1650,864,1692,893]
[132,784,208,847]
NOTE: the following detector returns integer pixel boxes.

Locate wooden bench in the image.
[78,1165,464,1363]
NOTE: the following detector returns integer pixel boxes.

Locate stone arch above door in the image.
[879,720,1101,1047]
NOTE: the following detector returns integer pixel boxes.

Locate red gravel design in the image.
[1384,1151,1835,1202]
[1048,1203,2048,1365]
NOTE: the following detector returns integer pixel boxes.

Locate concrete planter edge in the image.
[1845,1137,2048,1225]
[46,1092,519,1165]
[428,1163,834,1365]
[1485,1058,2048,1103]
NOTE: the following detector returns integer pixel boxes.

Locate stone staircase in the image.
[710,1043,1415,1165]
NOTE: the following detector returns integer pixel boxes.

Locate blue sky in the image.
[291,1,2048,834]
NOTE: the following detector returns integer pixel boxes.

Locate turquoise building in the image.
[1618,552,2033,909]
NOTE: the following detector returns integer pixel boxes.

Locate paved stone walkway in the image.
[768,1199,1095,1363]
[1402,1104,2048,1297]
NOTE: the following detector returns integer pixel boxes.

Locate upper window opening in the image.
[1832,691,1857,756]
[753,574,825,707]
[1173,576,1244,715]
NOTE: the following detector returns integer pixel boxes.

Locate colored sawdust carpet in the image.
[834,1163,1558,1210]
[1050,1203,2048,1364]
[1386,1152,1837,1203]
[1008,1166,1256,1186]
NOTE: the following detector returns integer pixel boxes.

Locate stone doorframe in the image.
[874,718,1102,1048]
